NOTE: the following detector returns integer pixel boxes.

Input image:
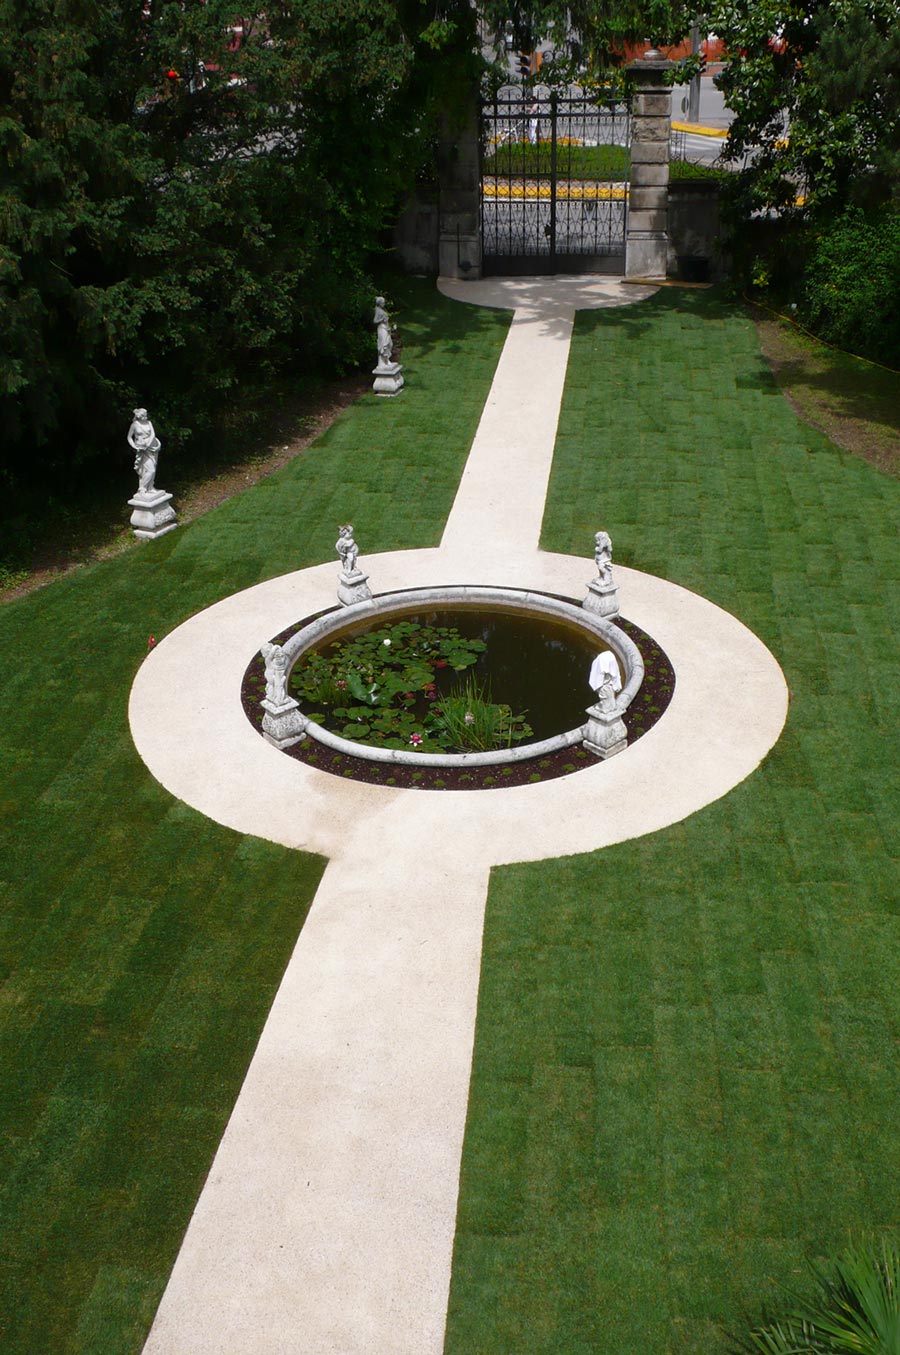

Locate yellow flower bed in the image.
[482,182,628,201]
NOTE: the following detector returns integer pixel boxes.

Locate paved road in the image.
[482,194,626,260]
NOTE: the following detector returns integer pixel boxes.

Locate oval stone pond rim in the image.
[271,585,646,769]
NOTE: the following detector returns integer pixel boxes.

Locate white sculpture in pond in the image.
[373,296,393,368]
[589,650,622,699]
[261,641,291,707]
[584,647,627,759]
[127,408,161,496]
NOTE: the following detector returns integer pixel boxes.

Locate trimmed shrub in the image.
[800,206,900,366]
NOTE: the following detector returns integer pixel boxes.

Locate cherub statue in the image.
[260,642,291,706]
[594,530,613,586]
[594,675,618,713]
[127,408,161,496]
[335,524,360,576]
[373,296,393,367]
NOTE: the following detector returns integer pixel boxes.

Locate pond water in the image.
[297,605,618,742]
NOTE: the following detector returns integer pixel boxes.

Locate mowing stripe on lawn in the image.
[0,278,511,1355]
[444,290,900,1355]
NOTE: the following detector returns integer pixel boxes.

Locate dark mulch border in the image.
[240,600,675,791]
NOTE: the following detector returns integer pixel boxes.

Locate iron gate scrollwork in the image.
[480,84,630,275]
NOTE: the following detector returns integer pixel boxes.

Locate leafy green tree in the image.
[0,0,474,491]
[711,0,900,210]
[478,0,695,80]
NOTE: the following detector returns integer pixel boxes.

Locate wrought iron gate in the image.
[480,85,630,274]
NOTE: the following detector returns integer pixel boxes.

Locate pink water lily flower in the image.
[409,732,423,746]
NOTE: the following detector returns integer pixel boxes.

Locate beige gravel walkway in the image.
[135,278,789,1355]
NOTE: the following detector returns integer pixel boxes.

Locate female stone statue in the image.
[373,296,393,367]
[127,408,161,496]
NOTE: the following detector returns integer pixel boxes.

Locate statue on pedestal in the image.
[261,642,291,707]
[374,297,394,368]
[335,523,373,606]
[259,639,307,747]
[371,295,404,396]
[126,407,177,539]
[582,528,619,618]
[127,408,161,496]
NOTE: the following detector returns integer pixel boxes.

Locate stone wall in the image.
[666,181,726,281]
[393,197,440,275]
[437,100,483,280]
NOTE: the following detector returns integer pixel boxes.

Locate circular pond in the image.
[294,605,615,746]
[242,587,676,788]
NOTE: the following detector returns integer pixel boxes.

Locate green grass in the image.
[0,277,511,1355]
[482,144,726,184]
[669,158,732,182]
[483,142,631,181]
[752,302,900,478]
[444,290,900,1355]
[5,279,900,1355]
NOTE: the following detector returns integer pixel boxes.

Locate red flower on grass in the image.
[148,635,156,649]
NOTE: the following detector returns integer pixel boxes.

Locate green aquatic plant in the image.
[290,620,531,753]
[432,676,532,752]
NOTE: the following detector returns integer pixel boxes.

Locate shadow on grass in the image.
[764,354,900,436]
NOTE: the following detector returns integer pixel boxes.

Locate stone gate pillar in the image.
[437,97,483,280]
[625,53,674,281]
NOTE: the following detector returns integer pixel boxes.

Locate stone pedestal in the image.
[583,703,628,759]
[261,698,307,749]
[372,362,404,397]
[338,569,373,607]
[625,56,674,281]
[583,577,620,619]
[128,489,177,540]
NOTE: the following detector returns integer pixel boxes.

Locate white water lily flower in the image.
[383,639,391,646]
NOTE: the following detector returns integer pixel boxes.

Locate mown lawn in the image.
[444,290,900,1354]
[0,279,511,1355]
[4,279,898,1355]
[483,142,631,182]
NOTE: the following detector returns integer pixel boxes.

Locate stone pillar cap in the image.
[627,54,675,75]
